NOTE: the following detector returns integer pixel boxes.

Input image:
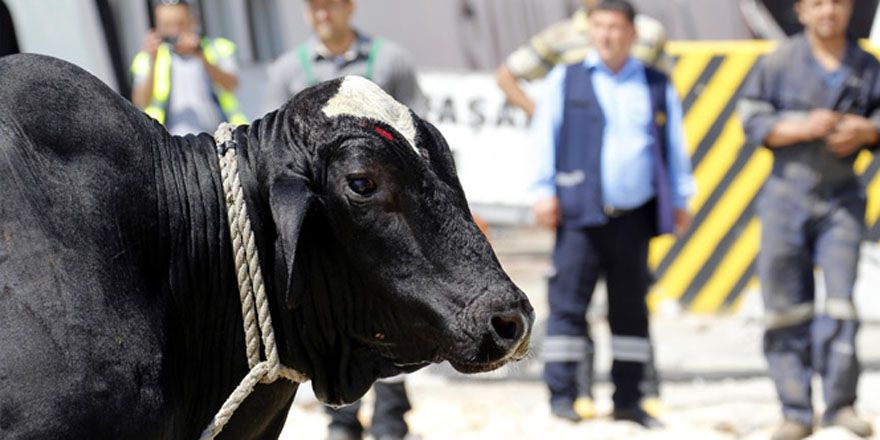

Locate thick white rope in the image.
[200,123,308,440]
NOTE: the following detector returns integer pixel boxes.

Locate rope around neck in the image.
[200,122,308,440]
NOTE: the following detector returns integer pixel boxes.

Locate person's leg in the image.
[813,198,871,436]
[758,186,815,428]
[601,206,652,413]
[370,377,411,440]
[572,338,597,419]
[640,346,661,399]
[543,227,601,420]
[638,342,664,418]
[326,400,364,439]
[574,340,595,400]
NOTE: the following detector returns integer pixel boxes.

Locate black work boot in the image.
[612,406,664,429]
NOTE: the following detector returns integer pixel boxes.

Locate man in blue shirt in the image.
[738,0,879,438]
[529,0,694,427]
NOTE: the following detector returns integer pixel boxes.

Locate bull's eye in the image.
[347,177,377,196]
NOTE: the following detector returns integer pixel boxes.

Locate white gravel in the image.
[280,372,880,439]
[278,227,880,439]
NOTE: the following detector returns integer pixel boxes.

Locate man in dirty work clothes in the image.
[737,0,880,438]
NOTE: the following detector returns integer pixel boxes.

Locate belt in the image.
[603,205,637,218]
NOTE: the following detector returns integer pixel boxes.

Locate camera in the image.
[161,35,179,46]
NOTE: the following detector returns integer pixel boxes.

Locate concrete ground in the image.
[279,226,880,439]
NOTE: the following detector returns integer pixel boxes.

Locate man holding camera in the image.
[131,0,246,135]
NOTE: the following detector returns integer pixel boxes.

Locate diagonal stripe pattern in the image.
[648,41,880,314]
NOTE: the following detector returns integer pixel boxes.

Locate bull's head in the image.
[258,76,533,405]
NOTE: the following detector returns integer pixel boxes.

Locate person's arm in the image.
[824,66,880,157]
[737,59,782,148]
[131,63,155,109]
[496,23,564,118]
[764,110,839,147]
[866,72,880,150]
[495,64,536,118]
[664,83,696,234]
[529,66,565,229]
[201,57,239,91]
[736,56,835,149]
[825,113,880,157]
[131,31,161,109]
[738,56,844,148]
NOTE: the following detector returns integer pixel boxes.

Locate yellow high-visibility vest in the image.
[130,37,248,126]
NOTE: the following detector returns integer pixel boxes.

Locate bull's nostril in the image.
[491,314,522,341]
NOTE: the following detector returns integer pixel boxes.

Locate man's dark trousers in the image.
[326,381,410,438]
[544,201,654,410]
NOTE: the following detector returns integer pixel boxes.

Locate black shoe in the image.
[550,401,583,422]
[612,406,664,429]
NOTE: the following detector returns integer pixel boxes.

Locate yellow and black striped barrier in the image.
[648,40,880,314]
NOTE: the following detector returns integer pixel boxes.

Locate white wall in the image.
[5,0,117,89]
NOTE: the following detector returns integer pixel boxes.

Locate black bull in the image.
[0,54,534,439]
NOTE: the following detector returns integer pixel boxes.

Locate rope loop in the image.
[200,123,308,440]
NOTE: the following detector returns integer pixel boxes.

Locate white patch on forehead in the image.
[322,76,419,154]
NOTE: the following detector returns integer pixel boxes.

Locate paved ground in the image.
[282,372,880,439]
[278,226,880,439]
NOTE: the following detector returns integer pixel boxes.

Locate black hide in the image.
[0,54,533,439]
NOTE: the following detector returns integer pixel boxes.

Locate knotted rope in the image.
[200,122,308,440]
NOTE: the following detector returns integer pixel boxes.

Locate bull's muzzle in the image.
[449,292,534,373]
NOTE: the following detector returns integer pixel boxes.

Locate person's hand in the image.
[175,31,202,56]
[533,197,560,230]
[803,109,840,141]
[673,208,692,237]
[143,31,162,58]
[826,114,879,158]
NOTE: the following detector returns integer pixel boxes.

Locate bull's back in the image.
[0,55,168,438]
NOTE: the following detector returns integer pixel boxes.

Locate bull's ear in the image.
[418,119,466,196]
[269,175,314,308]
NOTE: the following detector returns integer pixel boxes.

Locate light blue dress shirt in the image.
[529,52,695,210]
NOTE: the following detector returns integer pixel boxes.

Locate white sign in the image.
[419,72,543,210]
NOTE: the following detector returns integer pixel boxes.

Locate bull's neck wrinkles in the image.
[150,129,296,436]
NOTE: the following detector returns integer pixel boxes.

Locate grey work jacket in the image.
[738,34,880,198]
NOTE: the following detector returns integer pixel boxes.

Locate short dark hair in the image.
[589,0,636,24]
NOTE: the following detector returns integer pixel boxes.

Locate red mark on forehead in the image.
[374,126,395,142]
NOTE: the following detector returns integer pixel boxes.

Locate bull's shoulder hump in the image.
[0,54,158,159]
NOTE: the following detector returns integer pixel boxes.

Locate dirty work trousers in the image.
[758,179,864,425]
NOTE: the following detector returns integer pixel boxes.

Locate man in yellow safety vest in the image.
[131,0,246,135]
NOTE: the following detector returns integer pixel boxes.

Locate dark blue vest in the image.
[556,62,675,235]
